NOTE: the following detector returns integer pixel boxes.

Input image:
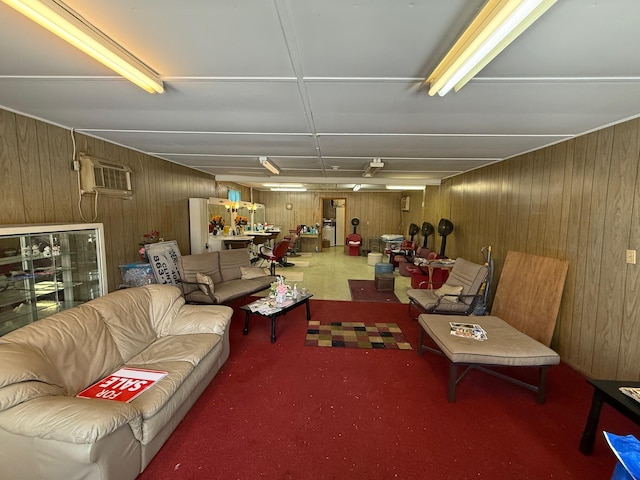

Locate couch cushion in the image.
[209,276,275,303]
[146,284,187,336]
[178,252,222,294]
[166,304,233,336]
[0,304,124,396]
[219,248,251,282]
[444,258,488,305]
[419,315,560,366]
[240,266,269,279]
[87,288,158,363]
[128,333,221,367]
[0,394,143,443]
[195,272,214,294]
[434,284,463,303]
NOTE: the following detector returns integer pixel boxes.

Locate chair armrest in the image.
[431,292,483,312]
[259,244,273,255]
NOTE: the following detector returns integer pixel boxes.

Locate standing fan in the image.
[437,218,454,257]
[408,223,419,241]
[421,222,434,248]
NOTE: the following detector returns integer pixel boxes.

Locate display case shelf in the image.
[0,223,107,336]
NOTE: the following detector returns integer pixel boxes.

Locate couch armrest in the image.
[0,395,142,443]
[164,304,234,336]
[177,279,217,303]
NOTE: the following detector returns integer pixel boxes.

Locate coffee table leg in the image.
[579,388,605,455]
[243,311,250,335]
[305,298,311,321]
[270,315,277,343]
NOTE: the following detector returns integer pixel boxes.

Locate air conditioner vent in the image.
[79,153,132,199]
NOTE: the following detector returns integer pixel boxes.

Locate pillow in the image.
[434,284,463,303]
[240,266,269,280]
[196,272,214,295]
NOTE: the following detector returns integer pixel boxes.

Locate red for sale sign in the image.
[77,367,168,403]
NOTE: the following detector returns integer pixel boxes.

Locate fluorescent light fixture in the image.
[2,0,164,93]
[259,156,280,175]
[426,0,557,96]
[352,184,361,192]
[270,188,307,192]
[363,158,384,178]
[386,185,425,191]
[263,183,303,188]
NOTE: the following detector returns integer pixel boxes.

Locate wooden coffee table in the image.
[579,378,640,454]
[241,294,313,343]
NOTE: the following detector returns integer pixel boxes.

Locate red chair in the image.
[258,240,291,275]
[347,233,362,256]
[390,239,416,268]
[397,246,430,277]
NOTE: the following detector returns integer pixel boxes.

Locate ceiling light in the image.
[353,184,361,192]
[3,0,164,93]
[263,183,304,188]
[363,158,384,178]
[270,188,307,192]
[259,156,280,175]
[426,0,557,96]
[386,185,425,190]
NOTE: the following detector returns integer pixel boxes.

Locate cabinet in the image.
[0,223,107,336]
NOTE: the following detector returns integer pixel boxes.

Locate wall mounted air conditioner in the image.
[79,153,132,199]
[401,195,410,212]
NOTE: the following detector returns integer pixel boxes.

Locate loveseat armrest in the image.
[0,395,142,443]
[177,279,218,304]
[163,304,233,336]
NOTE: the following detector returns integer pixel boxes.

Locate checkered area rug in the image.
[305,321,412,350]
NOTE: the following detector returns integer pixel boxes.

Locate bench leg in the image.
[448,363,457,403]
[536,366,549,404]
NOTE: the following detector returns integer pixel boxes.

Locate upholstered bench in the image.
[418,314,560,403]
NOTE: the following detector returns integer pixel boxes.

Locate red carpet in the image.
[138,299,638,480]
[348,279,400,303]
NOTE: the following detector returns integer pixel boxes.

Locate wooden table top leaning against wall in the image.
[241,293,313,343]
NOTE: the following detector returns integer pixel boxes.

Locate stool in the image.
[374,262,394,275]
[375,273,395,291]
[367,252,382,266]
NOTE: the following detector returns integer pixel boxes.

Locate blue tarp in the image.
[605,432,640,480]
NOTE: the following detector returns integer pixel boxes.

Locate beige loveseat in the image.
[0,284,233,480]
[178,247,276,304]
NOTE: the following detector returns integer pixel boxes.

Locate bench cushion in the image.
[419,314,560,367]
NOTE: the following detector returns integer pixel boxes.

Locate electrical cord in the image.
[72,128,99,222]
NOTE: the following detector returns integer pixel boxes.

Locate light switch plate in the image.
[626,249,636,264]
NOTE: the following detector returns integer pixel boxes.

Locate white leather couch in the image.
[0,284,233,480]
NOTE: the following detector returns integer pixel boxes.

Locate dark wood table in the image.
[579,378,640,454]
[241,294,313,343]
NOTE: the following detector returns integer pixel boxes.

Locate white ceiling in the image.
[2,0,640,192]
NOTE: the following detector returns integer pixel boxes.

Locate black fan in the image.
[421,222,434,248]
[408,223,419,241]
[351,217,360,234]
[437,218,454,257]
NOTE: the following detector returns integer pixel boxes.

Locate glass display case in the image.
[0,223,107,336]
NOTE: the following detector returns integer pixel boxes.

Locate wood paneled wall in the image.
[259,191,405,247]
[5,105,637,379]
[424,118,640,380]
[0,109,226,292]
